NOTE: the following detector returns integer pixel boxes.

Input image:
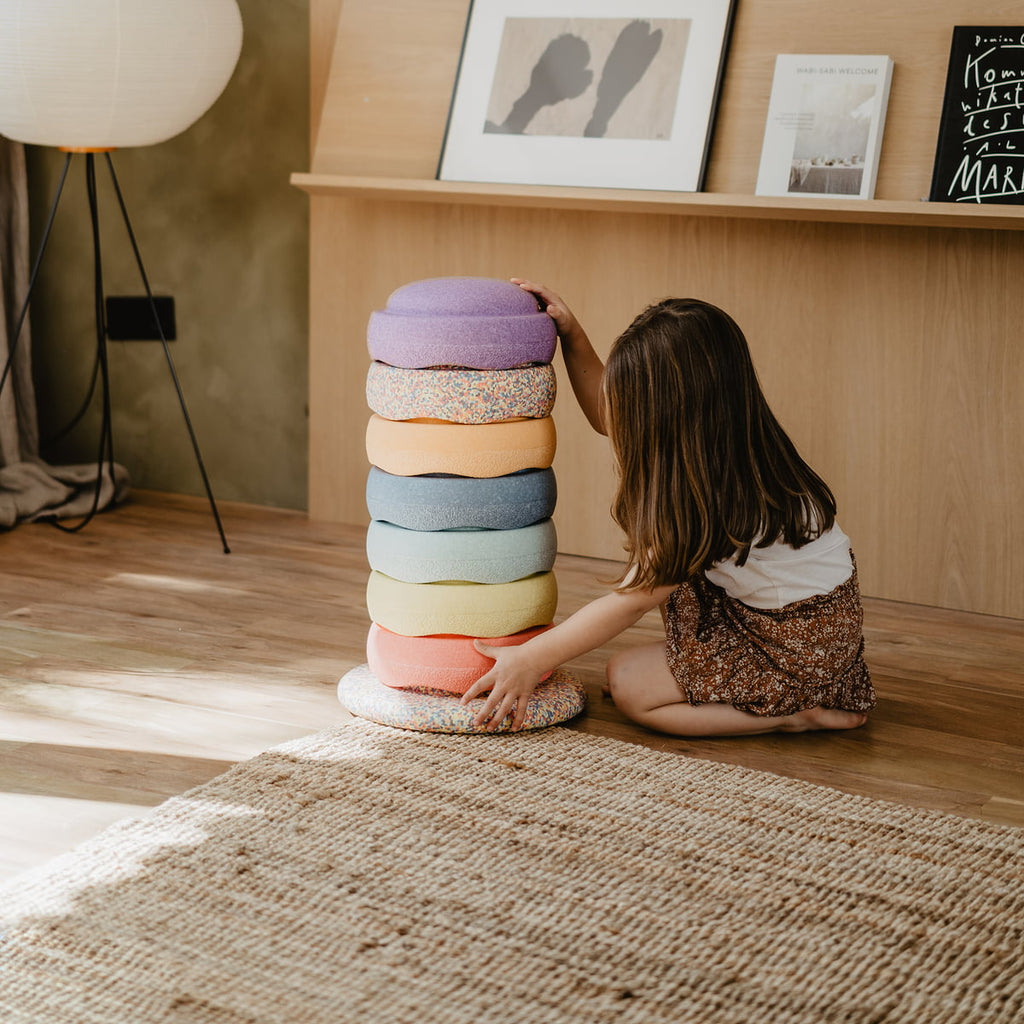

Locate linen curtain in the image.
[0,136,128,528]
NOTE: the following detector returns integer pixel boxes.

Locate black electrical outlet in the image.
[105,296,176,341]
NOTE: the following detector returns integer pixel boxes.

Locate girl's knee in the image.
[604,654,622,699]
[605,651,644,717]
[606,642,683,721]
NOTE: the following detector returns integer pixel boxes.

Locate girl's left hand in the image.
[460,641,544,731]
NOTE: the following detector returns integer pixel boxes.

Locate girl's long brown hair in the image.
[604,298,836,590]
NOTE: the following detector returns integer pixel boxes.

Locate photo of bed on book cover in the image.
[756,54,893,200]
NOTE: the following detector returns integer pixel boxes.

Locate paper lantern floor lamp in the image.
[338,277,587,734]
[0,0,243,549]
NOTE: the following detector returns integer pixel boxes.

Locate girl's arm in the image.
[511,278,607,435]
[460,583,675,730]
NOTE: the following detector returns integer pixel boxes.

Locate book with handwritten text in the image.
[756,54,893,200]
[929,27,1024,204]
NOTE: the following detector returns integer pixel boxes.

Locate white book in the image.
[755,54,893,200]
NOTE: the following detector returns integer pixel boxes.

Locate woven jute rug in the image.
[1,723,1021,1024]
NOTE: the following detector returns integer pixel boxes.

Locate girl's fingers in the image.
[512,695,530,731]
[481,694,505,731]
[476,697,503,730]
[467,689,530,731]
[486,694,517,732]
[472,639,498,659]
[509,276,536,298]
[511,278,559,311]
[462,648,496,708]
[461,674,497,711]
[459,678,486,705]
[468,681,505,726]
[469,697,492,727]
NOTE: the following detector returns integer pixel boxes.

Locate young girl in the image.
[461,280,875,736]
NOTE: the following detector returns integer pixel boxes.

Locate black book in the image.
[929,26,1024,204]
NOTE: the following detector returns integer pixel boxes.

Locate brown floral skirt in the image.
[664,556,875,717]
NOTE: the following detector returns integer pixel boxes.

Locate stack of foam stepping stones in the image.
[337,276,586,734]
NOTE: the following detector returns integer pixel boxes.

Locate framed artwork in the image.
[438,0,737,192]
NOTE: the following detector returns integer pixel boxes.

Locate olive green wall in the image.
[25,0,310,511]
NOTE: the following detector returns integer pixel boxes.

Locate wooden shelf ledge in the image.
[291,173,1024,231]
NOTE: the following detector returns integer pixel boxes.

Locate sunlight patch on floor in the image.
[0,791,158,886]
[107,572,252,598]
[0,794,264,917]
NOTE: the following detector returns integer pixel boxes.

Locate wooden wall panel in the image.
[312,0,468,177]
[309,200,1023,618]
[309,0,345,154]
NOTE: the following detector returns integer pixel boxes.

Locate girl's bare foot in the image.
[783,707,869,732]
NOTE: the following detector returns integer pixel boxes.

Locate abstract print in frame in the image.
[438,0,737,192]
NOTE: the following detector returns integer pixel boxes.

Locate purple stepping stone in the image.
[367,276,557,370]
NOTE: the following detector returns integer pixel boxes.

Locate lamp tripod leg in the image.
[49,152,119,535]
[103,153,231,555]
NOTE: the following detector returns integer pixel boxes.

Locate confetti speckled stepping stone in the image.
[337,663,586,733]
[366,362,556,423]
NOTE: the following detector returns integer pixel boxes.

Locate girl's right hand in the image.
[511,277,607,435]
[460,640,545,732]
[510,278,584,347]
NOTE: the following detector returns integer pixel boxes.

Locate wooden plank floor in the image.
[1,490,1021,883]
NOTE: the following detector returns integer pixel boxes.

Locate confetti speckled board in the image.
[338,664,586,734]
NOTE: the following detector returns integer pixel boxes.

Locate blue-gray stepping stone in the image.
[365,467,556,532]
